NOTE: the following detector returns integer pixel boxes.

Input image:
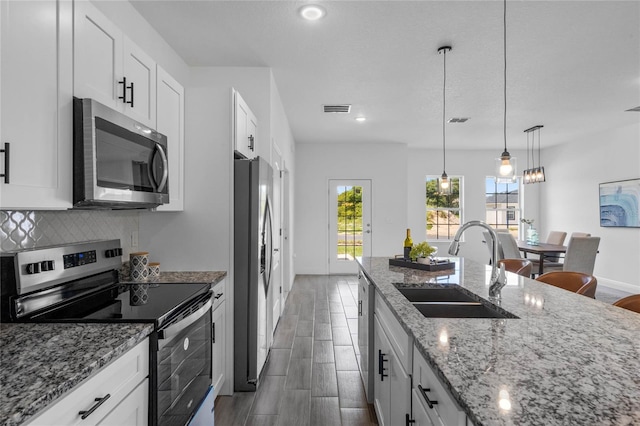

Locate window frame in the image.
[485,176,522,238]
[425,175,464,241]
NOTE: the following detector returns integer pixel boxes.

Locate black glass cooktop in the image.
[25,280,211,328]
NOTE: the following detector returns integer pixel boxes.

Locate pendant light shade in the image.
[495,0,516,183]
[438,46,452,195]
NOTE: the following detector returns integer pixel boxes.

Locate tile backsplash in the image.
[0,210,139,257]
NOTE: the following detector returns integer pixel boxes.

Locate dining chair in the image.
[544,236,600,275]
[612,294,640,314]
[496,232,522,259]
[570,232,591,238]
[536,271,598,298]
[498,259,532,278]
[529,231,568,272]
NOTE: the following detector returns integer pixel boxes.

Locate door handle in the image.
[358,300,362,316]
[378,350,388,381]
[1,142,9,183]
[79,394,111,419]
[248,135,255,151]
[418,384,438,409]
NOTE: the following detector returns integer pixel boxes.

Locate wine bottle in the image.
[403,228,413,260]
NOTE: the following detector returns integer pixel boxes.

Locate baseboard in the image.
[597,277,640,294]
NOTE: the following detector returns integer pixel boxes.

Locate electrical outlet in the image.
[130,231,139,247]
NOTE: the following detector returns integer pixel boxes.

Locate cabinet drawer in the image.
[412,345,466,426]
[375,291,412,372]
[27,338,149,426]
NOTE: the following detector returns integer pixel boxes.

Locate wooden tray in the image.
[388,258,455,271]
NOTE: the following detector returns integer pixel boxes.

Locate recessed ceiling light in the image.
[355,117,366,122]
[299,5,326,21]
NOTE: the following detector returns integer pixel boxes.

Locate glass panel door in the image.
[329,180,372,274]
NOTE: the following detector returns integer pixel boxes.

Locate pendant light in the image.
[523,125,545,184]
[437,46,452,195]
[495,0,516,182]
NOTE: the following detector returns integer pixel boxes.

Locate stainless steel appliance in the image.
[73,97,169,209]
[234,156,274,391]
[0,240,212,426]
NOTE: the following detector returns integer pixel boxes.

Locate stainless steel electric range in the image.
[0,240,213,426]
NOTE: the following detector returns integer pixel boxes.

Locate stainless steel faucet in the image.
[448,220,506,298]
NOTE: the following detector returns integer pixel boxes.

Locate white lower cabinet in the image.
[373,291,412,426]
[26,338,149,426]
[211,280,226,399]
[412,345,467,426]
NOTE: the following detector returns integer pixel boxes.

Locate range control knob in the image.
[26,262,41,274]
[41,260,55,271]
[105,248,123,258]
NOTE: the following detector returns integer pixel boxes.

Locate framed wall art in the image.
[599,178,640,228]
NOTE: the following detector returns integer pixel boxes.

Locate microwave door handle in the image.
[158,297,212,341]
[155,143,169,192]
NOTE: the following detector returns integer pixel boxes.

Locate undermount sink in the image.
[395,286,518,319]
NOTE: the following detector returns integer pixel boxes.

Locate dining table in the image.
[517,240,567,276]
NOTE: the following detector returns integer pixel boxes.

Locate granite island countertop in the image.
[358,256,640,425]
[0,322,153,426]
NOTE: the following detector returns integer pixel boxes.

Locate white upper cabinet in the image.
[74,0,156,128]
[155,66,185,212]
[233,89,258,159]
[0,0,73,209]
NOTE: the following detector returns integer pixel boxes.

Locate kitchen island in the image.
[359,256,640,425]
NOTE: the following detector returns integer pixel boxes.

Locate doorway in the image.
[328,179,372,274]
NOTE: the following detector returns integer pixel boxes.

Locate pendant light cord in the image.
[503,0,507,153]
[442,48,447,173]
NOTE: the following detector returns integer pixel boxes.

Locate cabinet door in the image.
[389,348,411,426]
[0,0,73,209]
[155,66,184,211]
[233,90,257,159]
[412,389,435,426]
[97,379,148,426]
[357,271,372,402]
[73,0,123,109]
[211,300,226,399]
[373,315,391,426]
[123,36,156,128]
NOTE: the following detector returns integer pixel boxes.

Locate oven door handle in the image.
[158,297,212,341]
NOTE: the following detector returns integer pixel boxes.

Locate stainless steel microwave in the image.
[73,97,169,209]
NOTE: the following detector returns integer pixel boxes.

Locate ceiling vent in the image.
[625,106,640,112]
[323,104,351,113]
[448,117,470,123]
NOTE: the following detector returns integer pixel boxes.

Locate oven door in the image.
[156,296,212,426]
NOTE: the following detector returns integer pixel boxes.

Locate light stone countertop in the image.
[118,270,227,285]
[0,323,153,426]
[1,270,226,426]
[358,256,640,426]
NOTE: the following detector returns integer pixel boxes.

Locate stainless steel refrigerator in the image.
[234,156,274,391]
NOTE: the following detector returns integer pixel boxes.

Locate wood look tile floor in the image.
[214,275,378,426]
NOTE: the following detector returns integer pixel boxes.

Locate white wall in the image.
[541,122,640,292]
[295,143,408,274]
[139,67,282,272]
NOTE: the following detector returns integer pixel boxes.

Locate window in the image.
[426,176,462,240]
[485,177,521,238]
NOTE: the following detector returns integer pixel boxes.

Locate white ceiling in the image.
[129,0,640,150]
